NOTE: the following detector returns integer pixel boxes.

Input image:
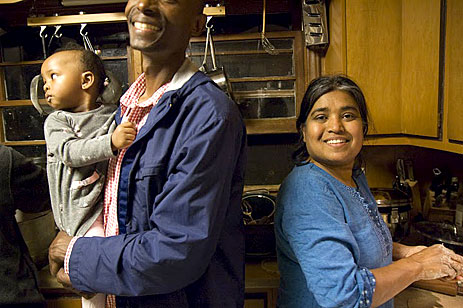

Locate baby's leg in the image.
[81,213,105,308]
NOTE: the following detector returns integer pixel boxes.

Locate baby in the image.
[41,46,136,308]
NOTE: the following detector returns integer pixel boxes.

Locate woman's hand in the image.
[407,244,463,280]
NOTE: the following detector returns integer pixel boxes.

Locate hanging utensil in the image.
[261,0,278,55]
[39,26,47,59]
[199,17,234,101]
[47,25,62,50]
[80,24,94,52]
[199,16,212,73]
[30,75,48,116]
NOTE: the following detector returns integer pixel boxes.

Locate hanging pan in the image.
[199,17,234,101]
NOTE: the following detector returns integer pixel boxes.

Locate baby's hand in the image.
[111,122,137,151]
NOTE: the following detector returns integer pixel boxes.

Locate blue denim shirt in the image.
[275,163,393,308]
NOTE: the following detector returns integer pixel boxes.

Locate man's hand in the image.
[56,268,96,299]
[48,231,72,277]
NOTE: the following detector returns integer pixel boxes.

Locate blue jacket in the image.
[69,60,247,307]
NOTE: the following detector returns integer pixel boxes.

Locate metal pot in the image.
[371,188,412,241]
[241,190,276,257]
[414,221,463,254]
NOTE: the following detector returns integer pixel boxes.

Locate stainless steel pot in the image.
[241,190,276,257]
[414,221,463,254]
[371,188,412,241]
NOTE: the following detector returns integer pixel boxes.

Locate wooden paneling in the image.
[345,0,402,135]
[400,0,440,137]
[446,0,463,142]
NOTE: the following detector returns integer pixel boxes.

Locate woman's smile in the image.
[303,90,364,170]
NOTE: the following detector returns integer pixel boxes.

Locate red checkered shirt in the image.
[64,73,170,308]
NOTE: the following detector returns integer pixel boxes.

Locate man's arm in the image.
[50,111,245,296]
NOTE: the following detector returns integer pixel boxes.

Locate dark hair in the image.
[292,75,370,165]
[53,42,106,95]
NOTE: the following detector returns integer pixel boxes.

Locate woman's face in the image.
[302,90,364,171]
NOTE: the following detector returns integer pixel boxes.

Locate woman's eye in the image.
[314,114,327,121]
[51,73,57,80]
[343,113,357,120]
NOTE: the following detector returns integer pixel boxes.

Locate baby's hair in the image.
[53,42,107,95]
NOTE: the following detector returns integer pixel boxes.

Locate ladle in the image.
[261,0,278,55]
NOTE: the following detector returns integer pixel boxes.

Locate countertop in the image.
[39,258,463,307]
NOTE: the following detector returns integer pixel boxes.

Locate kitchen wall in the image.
[246,134,463,219]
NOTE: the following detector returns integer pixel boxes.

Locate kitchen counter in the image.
[395,287,463,308]
[39,259,463,307]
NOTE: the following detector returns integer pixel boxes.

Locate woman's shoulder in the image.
[276,164,346,222]
[278,164,340,208]
[281,163,337,190]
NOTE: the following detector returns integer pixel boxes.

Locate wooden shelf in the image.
[3,140,46,146]
[0,99,46,107]
[27,6,226,27]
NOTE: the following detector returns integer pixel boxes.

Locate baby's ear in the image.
[81,71,95,90]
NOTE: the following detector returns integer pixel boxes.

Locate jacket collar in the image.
[165,58,200,93]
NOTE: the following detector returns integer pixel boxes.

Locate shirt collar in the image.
[120,58,199,109]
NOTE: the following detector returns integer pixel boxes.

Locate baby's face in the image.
[41,51,87,112]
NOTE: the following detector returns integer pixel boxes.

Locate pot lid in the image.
[371,188,411,207]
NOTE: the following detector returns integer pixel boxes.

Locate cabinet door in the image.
[346,0,402,135]
[400,0,440,137]
[331,0,441,137]
[446,0,463,143]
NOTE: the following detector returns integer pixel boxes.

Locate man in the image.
[48,0,247,307]
[0,145,50,307]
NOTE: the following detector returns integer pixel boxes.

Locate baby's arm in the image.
[111,122,137,151]
[45,113,116,167]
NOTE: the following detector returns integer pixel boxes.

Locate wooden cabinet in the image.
[245,259,279,308]
[189,31,306,134]
[445,0,463,144]
[323,0,463,154]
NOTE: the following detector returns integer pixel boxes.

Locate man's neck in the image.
[139,53,185,103]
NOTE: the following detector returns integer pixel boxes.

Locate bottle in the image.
[455,203,463,227]
[448,177,459,210]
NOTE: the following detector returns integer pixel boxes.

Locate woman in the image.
[275,75,463,308]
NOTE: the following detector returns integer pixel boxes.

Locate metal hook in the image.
[39,25,47,38]
[80,23,88,37]
[205,15,213,29]
[53,25,62,39]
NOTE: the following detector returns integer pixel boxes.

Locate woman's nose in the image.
[327,117,344,133]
